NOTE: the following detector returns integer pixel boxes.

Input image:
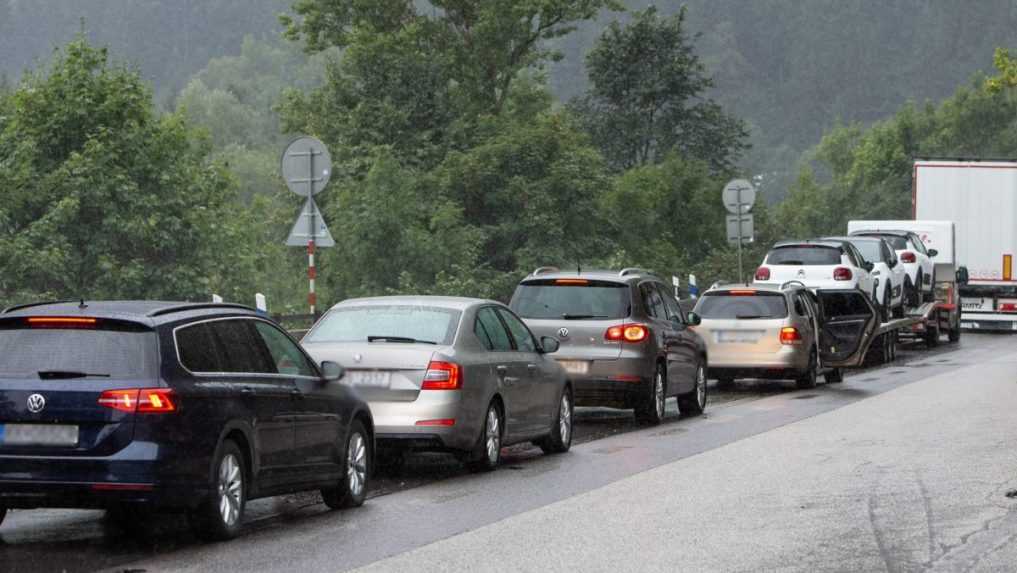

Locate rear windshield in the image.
[304,305,460,345]
[858,233,907,250]
[510,280,630,319]
[0,328,158,379]
[767,246,841,266]
[695,292,789,319]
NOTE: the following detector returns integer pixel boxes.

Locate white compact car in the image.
[754,240,875,301]
[823,236,906,319]
[848,229,936,305]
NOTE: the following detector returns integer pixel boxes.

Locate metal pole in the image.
[308,147,317,317]
[737,188,744,283]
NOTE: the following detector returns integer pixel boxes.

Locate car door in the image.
[656,283,697,395]
[883,241,906,303]
[813,289,880,368]
[844,244,874,296]
[792,291,820,358]
[910,233,935,288]
[474,307,529,438]
[496,307,557,435]
[252,320,341,481]
[203,319,297,487]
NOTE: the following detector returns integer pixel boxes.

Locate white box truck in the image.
[913,159,1017,331]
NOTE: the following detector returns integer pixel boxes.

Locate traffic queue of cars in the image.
[0,233,917,541]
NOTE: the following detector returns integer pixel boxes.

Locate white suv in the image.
[849,230,936,305]
[754,240,874,301]
[823,236,906,319]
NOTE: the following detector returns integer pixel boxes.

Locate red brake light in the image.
[26,317,97,328]
[999,302,1017,313]
[754,267,771,281]
[554,279,589,285]
[780,327,802,345]
[98,389,176,413]
[605,324,649,343]
[833,267,853,281]
[728,290,757,296]
[415,418,456,426]
[900,251,916,263]
[421,361,462,390]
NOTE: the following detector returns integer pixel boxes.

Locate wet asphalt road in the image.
[0,332,1001,573]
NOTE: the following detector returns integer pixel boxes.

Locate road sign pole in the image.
[737,188,744,283]
[308,146,317,316]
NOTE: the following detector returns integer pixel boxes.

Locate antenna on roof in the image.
[79,299,87,309]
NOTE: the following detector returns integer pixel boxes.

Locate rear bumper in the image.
[370,391,477,452]
[562,356,654,408]
[707,346,809,370]
[960,313,1017,331]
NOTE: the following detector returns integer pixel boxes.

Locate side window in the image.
[657,284,684,323]
[474,317,495,351]
[253,321,316,377]
[792,294,806,316]
[475,308,513,352]
[177,323,222,372]
[911,234,928,255]
[640,283,666,319]
[497,308,537,353]
[210,320,275,374]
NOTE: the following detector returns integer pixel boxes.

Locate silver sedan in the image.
[301,296,573,471]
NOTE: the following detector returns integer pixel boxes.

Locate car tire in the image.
[467,402,502,472]
[824,368,844,384]
[0,506,7,527]
[635,364,667,425]
[907,275,920,307]
[882,287,892,322]
[189,439,246,542]
[538,387,573,454]
[948,325,961,343]
[795,351,818,389]
[923,270,936,302]
[924,324,940,348]
[677,362,708,416]
[322,420,369,510]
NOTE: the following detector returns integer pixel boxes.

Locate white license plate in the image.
[347,371,392,388]
[557,360,589,375]
[0,424,78,446]
[716,331,763,343]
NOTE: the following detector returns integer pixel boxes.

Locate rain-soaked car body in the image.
[509,268,709,424]
[0,301,373,540]
[300,296,574,471]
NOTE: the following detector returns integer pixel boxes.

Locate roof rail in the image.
[531,266,560,276]
[618,267,652,277]
[147,302,256,318]
[2,300,75,314]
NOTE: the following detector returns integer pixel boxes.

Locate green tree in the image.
[569,7,747,173]
[0,37,243,306]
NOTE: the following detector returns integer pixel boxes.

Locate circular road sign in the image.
[722,179,756,214]
[281,136,332,197]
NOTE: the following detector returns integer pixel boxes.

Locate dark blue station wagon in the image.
[0,301,373,540]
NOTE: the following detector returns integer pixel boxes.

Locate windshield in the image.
[510,281,630,319]
[0,328,158,379]
[303,306,460,345]
[695,293,789,319]
[767,246,842,266]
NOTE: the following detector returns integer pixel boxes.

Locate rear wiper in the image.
[777,261,804,265]
[367,336,437,344]
[562,314,608,320]
[735,315,770,319]
[37,370,111,379]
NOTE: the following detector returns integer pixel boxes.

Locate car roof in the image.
[1,300,260,327]
[823,235,884,244]
[521,267,661,283]
[850,229,911,238]
[704,283,805,296]
[772,239,844,250]
[330,295,498,312]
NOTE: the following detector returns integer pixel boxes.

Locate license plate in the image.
[0,424,78,446]
[716,331,763,343]
[347,370,392,388]
[556,360,589,375]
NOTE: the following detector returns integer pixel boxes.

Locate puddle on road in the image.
[592,445,632,455]
[793,394,819,400]
[651,427,688,437]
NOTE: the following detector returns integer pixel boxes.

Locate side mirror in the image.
[928,248,939,258]
[864,261,875,272]
[321,360,345,382]
[956,266,969,285]
[686,312,702,326]
[540,336,560,354]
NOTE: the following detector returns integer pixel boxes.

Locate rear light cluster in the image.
[98,389,176,413]
[779,327,802,345]
[605,324,649,342]
[754,267,771,281]
[999,302,1017,313]
[833,267,853,281]
[900,252,917,263]
[421,360,462,390]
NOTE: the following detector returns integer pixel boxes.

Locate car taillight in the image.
[26,317,97,328]
[421,361,462,390]
[780,327,802,345]
[999,302,1017,313]
[833,267,853,281]
[98,389,176,413]
[605,324,649,342]
[900,251,916,263]
[754,267,771,281]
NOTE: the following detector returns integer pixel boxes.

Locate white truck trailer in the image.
[912,159,1017,331]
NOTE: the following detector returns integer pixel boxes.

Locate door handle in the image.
[240,386,253,396]
[527,363,538,374]
[496,365,508,377]
[290,389,302,399]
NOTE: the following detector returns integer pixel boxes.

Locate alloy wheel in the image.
[654,371,665,419]
[559,394,572,445]
[696,365,707,409]
[347,431,367,499]
[485,407,501,463]
[217,453,243,527]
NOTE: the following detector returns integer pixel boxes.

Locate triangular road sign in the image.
[286,198,335,247]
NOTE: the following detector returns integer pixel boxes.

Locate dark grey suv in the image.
[509,268,708,424]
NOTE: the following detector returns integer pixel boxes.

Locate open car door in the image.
[813,289,880,368]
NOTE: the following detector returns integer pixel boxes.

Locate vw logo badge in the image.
[557,327,569,338]
[797,269,806,278]
[353,353,363,363]
[27,393,46,414]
